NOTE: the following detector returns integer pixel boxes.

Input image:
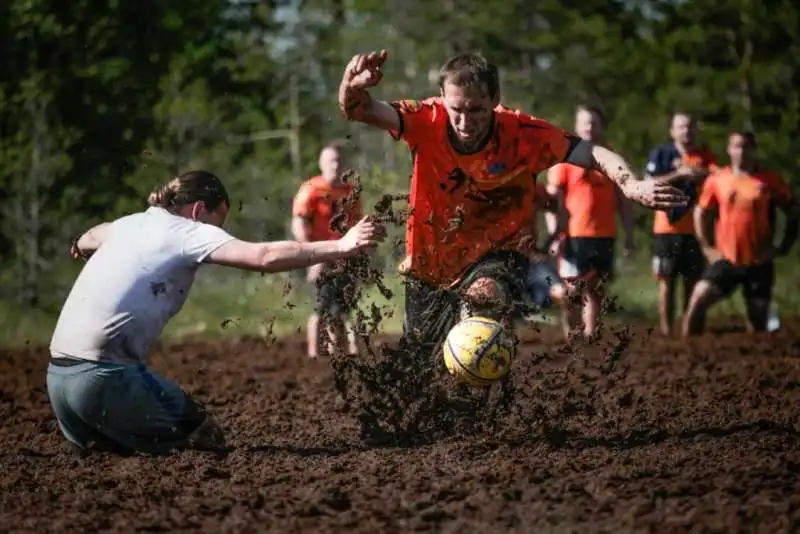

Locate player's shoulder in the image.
[297,175,326,194]
[495,105,561,131]
[393,96,443,115]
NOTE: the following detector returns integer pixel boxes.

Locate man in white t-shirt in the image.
[47,170,385,456]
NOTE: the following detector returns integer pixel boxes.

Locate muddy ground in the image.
[2,319,799,533]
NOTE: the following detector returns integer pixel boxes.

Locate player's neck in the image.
[675,141,695,154]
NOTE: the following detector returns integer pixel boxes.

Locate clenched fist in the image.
[342,50,389,91]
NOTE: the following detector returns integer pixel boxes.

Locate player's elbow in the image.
[207,240,275,272]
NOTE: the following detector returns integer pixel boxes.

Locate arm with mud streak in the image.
[565,141,688,211]
[208,217,386,272]
[338,50,402,132]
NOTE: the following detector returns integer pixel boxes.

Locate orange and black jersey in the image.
[388,97,579,287]
[699,166,794,266]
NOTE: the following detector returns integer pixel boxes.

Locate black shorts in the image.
[402,251,530,358]
[313,267,358,317]
[652,233,705,280]
[702,260,774,300]
[557,237,615,281]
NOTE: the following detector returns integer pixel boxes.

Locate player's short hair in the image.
[439,53,500,100]
[575,105,605,125]
[147,170,230,212]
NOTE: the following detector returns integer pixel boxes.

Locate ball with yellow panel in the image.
[442,316,516,386]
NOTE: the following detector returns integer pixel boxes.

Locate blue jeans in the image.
[46,359,207,455]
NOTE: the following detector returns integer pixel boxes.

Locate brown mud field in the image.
[2,319,800,533]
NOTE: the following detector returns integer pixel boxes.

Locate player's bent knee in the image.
[688,280,719,308]
[463,277,509,307]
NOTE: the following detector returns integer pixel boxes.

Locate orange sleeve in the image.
[292,184,315,218]
[519,115,579,175]
[765,172,794,206]
[388,98,438,149]
[698,175,719,210]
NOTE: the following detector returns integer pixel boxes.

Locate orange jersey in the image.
[389,97,576,287]
[647,144,718,235]
[292,176,362,241]
[698,167,794,266]
[548,163,617,238]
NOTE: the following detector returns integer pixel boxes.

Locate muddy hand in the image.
[344,50,388,90]
[626,180,688,210]
[339,216,387,254]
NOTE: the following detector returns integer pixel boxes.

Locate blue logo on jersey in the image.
[487,162,505,175]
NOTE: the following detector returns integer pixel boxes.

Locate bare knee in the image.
[463,277,509,308]
[688,280,718,309]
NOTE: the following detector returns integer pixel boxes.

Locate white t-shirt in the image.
[49,207,236,364]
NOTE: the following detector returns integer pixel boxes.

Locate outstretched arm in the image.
[207,217,386,273]
[338,50,401,131]
[565,141,688,210]
[71,222,111,260]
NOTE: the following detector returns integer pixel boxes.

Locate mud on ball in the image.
[442,316,515,387]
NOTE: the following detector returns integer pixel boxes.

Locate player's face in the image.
[319,147,343,181]
[441,81,496,149]
[575,109,603,142]
[727,133,754,168]
[670,114,696,146]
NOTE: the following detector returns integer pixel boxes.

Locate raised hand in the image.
[342,50,389,91]
[338,216,387,254]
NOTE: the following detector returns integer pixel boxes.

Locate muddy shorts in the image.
[401,251,531,360]
[46,357,207,455]
[558,237,615,281]
[652,233,705,280]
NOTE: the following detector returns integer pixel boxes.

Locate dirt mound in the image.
[2,321,799,532]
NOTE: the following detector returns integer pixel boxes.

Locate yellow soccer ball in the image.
[442,316,515,387]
